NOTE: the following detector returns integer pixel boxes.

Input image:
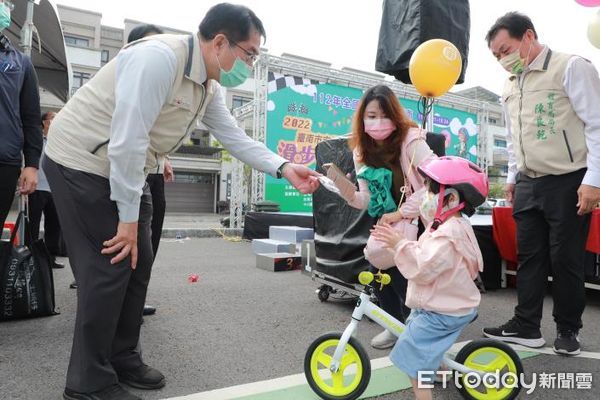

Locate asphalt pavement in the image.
[1,237,600,400]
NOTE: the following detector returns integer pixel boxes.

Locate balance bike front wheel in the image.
[304,332,371,400]
[454,339,523,400]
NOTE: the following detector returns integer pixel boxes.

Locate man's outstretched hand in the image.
[281,163,321,194]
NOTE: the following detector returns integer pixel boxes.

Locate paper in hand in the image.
[321,163,356,200]
[318,176,342,195]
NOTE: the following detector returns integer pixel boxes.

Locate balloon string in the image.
[418,97,434,130]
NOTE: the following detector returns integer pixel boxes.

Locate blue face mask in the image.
[0,3,11,32]
[218,56,251,88]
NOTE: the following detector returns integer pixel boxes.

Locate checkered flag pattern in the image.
[267,72,321,93]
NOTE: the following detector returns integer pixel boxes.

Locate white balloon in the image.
[587,10,600,49]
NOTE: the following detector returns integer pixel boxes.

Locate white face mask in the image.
[419,188,460,222]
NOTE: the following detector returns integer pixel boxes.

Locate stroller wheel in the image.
[317,285,330,302]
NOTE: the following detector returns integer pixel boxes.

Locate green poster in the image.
[265,81,363,212]
[265,76,478,212]
[398,98,479,163]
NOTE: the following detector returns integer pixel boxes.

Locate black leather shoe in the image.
[63,384,141,400]
[143,305,156,316]
[117,364,165,390]
[53,261,65,269]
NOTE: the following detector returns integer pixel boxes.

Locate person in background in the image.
[0,0,42,228]
[127,23,170,318]
[482,12,600,356]
[26,111,64,269]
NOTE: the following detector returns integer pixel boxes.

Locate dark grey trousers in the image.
[145,173,166,258]
[513,168,590,332]
[369,264,410,323]
[43,156,154,393]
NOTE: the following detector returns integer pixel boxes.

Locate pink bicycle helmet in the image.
[418,156,489,216]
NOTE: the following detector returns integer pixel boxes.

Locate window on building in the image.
[501,165,509,174]
[231,95,251,110]
[64,35,90,48]
[494,139,507,148]
[489,117,498,124]
[174,173,214,184]
[101,50,110,63]
[187,130,210,147]
[71,72,91,94]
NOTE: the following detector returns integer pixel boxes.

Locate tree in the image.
[212,139,232,162]
[488,182,504,199]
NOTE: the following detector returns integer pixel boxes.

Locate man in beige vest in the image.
[44,4,319,400]
[482,12,600,357]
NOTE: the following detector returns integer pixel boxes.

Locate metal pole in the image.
[20,0,36,56]
[19,0,37,244]
[250,54,268,207]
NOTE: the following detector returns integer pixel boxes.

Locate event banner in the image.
[265,72,478,212]
[400,98,479,164]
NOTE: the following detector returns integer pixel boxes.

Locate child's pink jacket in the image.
[393,216,483,316]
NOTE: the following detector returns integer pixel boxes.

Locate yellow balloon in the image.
[588,10,600,49]
[409,39,463,98]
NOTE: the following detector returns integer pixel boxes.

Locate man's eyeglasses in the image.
[230,39,259,66]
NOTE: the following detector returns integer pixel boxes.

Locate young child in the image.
[371,156,489,400]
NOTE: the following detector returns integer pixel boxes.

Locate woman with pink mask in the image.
[339,84,436,349]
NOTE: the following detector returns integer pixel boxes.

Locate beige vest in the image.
[502,48,586,177]
[46,34,217,177]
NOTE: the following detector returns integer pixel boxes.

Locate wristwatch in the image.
[276,162,289,179]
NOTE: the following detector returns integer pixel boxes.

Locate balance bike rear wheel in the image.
[454,339,523,400]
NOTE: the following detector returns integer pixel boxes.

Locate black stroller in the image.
[308,133,446,302]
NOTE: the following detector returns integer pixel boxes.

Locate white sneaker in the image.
[371,329,397,349]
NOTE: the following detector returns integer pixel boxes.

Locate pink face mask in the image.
[364,118,396,141]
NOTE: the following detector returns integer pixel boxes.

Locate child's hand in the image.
[370,223,404,249]
[378,210,403,225]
